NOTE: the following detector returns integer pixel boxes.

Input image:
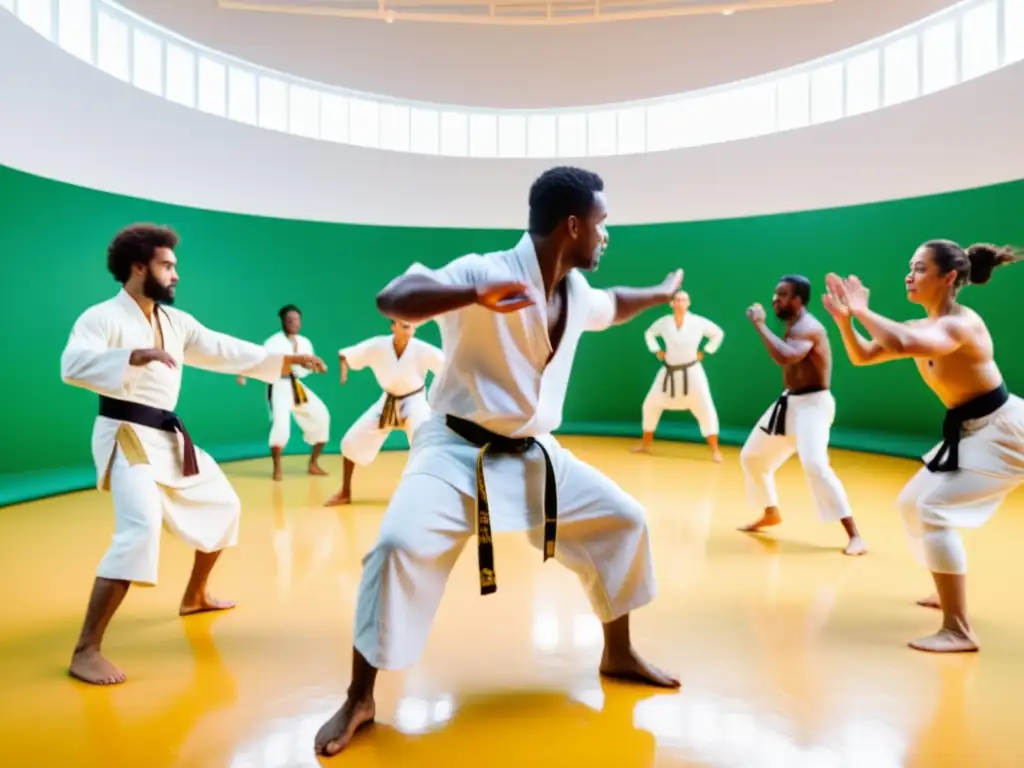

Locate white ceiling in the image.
[118,0,956,108]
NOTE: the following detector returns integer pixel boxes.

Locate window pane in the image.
[132,29,163,96]
[883,35,919,106]
[587,111,617,156]
[17,0,51,37]
[197,57,226,116]
[380,103,411,151]
[96,12,128,81]
[497,115,526,158]
[228,68,257,125]
[776,73,810,131]
[645,101,679,152]
[469,113,498,158]
[1007,0,1024,64]
[845,49,880,116]
[961,1,998,80]
[922,20,957,94]
[58,0,92,62]
[810,62,843,124]
[616,108,645,154]
[258,77,288,131]
[165,44,195,108]
[557,113,587,158]
[717,83,776,141]
[440,111,468,156]
[527,115,556,158]
[320,94,350,143]
[349,99,379,148]
[289,86,320,139]
[410,108,439,154]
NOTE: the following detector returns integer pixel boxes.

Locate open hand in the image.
[130,348,176,368]
[746,303,766,325]
[661,269,684,299]
[475,281,535,313]
[822,273,851,321]
[290,354,327,373]
[840,275,870,314]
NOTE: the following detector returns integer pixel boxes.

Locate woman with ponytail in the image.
[822,239,1021,653]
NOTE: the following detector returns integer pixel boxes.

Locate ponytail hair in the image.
[923,239,1021,289]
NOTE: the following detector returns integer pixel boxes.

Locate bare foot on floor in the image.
[711,451,723,463]
[629,444,650,454]
[600,650,681,688]
[916,593,941,609]
[180,593,236,616]
[308,463,328,476]
[843,536,868,556]
[314,697,376,757]
[69,649,126,685]
[324,491,351,507]
[908,628,979,653]
[738,510,782,532]
[272,468,283,482]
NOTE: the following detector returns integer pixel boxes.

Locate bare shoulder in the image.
[791,312,826,339]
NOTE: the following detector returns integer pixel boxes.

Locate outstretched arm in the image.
[608,270,682,326]
[183,316,323,383]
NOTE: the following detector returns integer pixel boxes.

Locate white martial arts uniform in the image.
[60,289,284,586]
[354,233,655,670]
[263,331,330,448]
[641,312,724,436]
[739,388,853,522]
[338,336,445,466]
[896,387,1024,575]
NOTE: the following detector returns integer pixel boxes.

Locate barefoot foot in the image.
[314,697,376,757]
[843,536,868,556]
[711,450,723,463]
[179,593,236,616]
[916,593,941,610]
[69,649,126,685]
[738,510,782,532]
[324,490,351,507]
[272,468,283,482]
[600,649,680,688]
[908,627,979,653]
[308,463,328,476]
[629,444,650,454]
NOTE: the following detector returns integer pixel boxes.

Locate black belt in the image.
[759,385,827,436]
[99,395,199,476]
[266,373,308,408]
[662,360,699,398]
[444,414,557,596]
[926,383,1009,473]
[379,386,425,429]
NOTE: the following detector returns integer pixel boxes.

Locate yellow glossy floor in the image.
[2,437,1023,767]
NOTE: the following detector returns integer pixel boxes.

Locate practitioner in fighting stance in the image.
[738,275,867,556]
[314,167,681,757]
[824,240,1021,652]
[60,224,326,685]
[239,304,331,481]
[632,290,725,461]
[323,320,444,505]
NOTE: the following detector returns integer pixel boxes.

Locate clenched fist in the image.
[746,303,766,325]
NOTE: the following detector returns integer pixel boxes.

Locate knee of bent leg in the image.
[797,451,830,479]
[740,441,762,473]
[614,493,648,535]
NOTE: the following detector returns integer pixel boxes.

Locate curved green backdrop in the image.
[2,163,1022,505]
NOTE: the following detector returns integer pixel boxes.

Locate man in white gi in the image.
[314,167,683,757]
[738,275,867,557]
[323,320,444,506]
[60,224,326,686]
[824,239,1021,653]
[238,304,331,481]
[632,290,725,461]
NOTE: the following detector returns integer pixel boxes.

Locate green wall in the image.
[2,163,1022,505]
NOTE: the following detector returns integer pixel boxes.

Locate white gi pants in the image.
[97,448,241,586]
[353,420,656,670]
[896,395,1024,575]
[268,379,331,448]
[641,362,719,436]
[341,391,431,466]
[740,389,852,521]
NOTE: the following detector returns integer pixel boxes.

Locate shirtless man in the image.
[823,240,1021,652]
[737,275,867,556]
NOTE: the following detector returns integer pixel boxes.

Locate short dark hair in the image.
[924,239,1020,289]
[107,224,179,283]
[780,274,811,305]
[527,166,604,237]
[278,304,301,320]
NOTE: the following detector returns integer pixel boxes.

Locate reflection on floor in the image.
[1,436,1022,767]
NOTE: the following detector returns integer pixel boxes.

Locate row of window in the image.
[6,0,1024,157]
